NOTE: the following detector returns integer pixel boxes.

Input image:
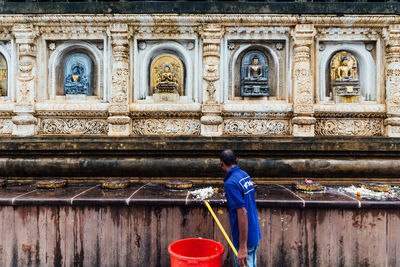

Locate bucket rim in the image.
[168,238,225,261]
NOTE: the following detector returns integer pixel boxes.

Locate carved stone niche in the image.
[227,42,286,101]
[0,53,8,97]
[0,41,12,100]
[135,40,198,103]
[318,42,376,103]
[47,41,104,101]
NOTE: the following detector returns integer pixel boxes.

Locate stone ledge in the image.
[1,183,399,209]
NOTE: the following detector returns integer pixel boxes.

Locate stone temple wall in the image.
[0,14,399,138]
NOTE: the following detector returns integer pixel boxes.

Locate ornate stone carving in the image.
[108,23,130,136]
[40,119,108,135]
[12,24,38,136]
[201,24,223,104]
[224,119,290,135]
[225,26,290,36]
[315,119,382,136]
[135,26,195,37]
[384,24,400,137]
[200,24,224,136]
[292,24,315,137]
[0,119,13,134]
[131,111,201,118]
[132,119,200,135]
[39,26,105,39]
[36,110,108,117]
[317,27,380,41]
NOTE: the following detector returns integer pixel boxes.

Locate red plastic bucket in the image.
[168,238,225,267]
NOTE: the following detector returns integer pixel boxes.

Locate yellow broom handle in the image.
[204,201,238,257]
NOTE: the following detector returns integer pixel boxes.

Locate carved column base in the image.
[201,104,223,137]
[107,116,131,136]
[12,105,37,136]
[12,115,37,137]
[384,118,400,137]
[292,117,316,137]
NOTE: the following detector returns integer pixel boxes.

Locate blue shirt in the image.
[224,166,261,250]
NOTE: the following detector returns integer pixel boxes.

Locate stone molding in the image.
[130,111,201,118]
[223,111,292,119]
[1,14,400,26]
[36,110,108,118]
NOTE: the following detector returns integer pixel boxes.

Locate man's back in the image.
[224,166,262,250]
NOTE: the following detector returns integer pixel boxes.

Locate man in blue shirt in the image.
[220,149,262,267]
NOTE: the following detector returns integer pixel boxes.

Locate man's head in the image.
[220,149,238,172]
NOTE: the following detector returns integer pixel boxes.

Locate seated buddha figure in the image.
[154,65,179,94]
[331,53,360,103]
[64,64,90,95]
[248,56,263,79]
[336,57,354,81]
[241,54,269,96]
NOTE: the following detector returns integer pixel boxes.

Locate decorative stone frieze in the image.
[315,119,382,136]
[384,25,400,136]
[317,28,380,41]
[39,26,106,39]
[200,24,224,136]
[132,119,200,136]
[12,24,38,137]
[292,24,315,137]
[224,119,290,136]
[108,23,131,136]
[40,118,108,135]
[135,26,196,38]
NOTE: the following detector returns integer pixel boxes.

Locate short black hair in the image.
[220,149,237,166]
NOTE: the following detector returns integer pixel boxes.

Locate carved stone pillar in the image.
[200,24,224,137]
[108,24,131,136]
[384,25,400,137]
[292,25,316,137]
[12,24,38,136]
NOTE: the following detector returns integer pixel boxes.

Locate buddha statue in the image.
[241,53,269,97]
[154,65,179,94]
[64,64,90,95]
[330,52,360,103]
[336,57,354,81]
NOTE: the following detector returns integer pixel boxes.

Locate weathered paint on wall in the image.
[0,205,399,267]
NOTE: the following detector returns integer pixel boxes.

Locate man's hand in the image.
[236,207,248,266]
[237,246,248,266]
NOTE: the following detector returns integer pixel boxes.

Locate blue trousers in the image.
[234,243,259,267]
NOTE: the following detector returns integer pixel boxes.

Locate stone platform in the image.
[0,182,399,266]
